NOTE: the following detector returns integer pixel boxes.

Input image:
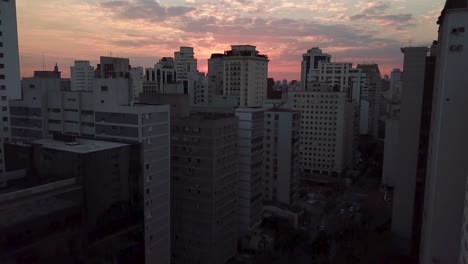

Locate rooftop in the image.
[33,138,129,154]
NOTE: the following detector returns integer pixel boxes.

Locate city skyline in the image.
[17,0,444,80]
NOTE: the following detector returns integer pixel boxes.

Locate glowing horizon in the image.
[16,0,445,80]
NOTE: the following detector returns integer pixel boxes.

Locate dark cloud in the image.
[350,1,414,30]
[99,0,195,22]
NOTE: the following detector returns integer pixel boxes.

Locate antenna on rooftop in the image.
[405,39,413,47]
[42,53,45,70]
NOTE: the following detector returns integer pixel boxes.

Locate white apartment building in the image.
[0,0,21,175]
[263,109,300,205]
[224,45,269,107]
[287,83,356,177]
[70,60,94,91]
[174,47,197,82]
[235,108,265,237]
[420,6,468,264]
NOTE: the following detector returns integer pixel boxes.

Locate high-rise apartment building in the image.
[223,45,269,107]
[0,0,21,175]
[287,83,357,178]
[70,60,94,91]
[171,114,238,264]
[263,109,300,205]
[357,64,382,138]
[208,53,225,98]
[174,47,197,82]
[420,2,468,263]
[235,108,265,237]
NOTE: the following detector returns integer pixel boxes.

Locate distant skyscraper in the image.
[130,66,144,101]
[96,56,130,79]
[419,2,468,263]
[357,64,382,138]
[389,68,403,100]
[153,57,177,94]
[301,48,331,89]
[0,0,21,175]
[174,47,197,82]
[223,45,269,107]
[70,60,94,91]
[208,53,225,98]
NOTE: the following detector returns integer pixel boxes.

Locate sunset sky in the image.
[16,0,445,80]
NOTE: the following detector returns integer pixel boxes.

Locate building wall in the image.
[264,110,300,205]
[95,105,171,264]
[235,108,264,237]
[391,47,427,244]
[0,0,21,175]
[171,115,238,264]
[459,174,468,264]
[420,9,468,264]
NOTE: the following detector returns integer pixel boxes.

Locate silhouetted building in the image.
[267,78,282,99]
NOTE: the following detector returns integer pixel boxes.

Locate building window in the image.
[0,75,4,79]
